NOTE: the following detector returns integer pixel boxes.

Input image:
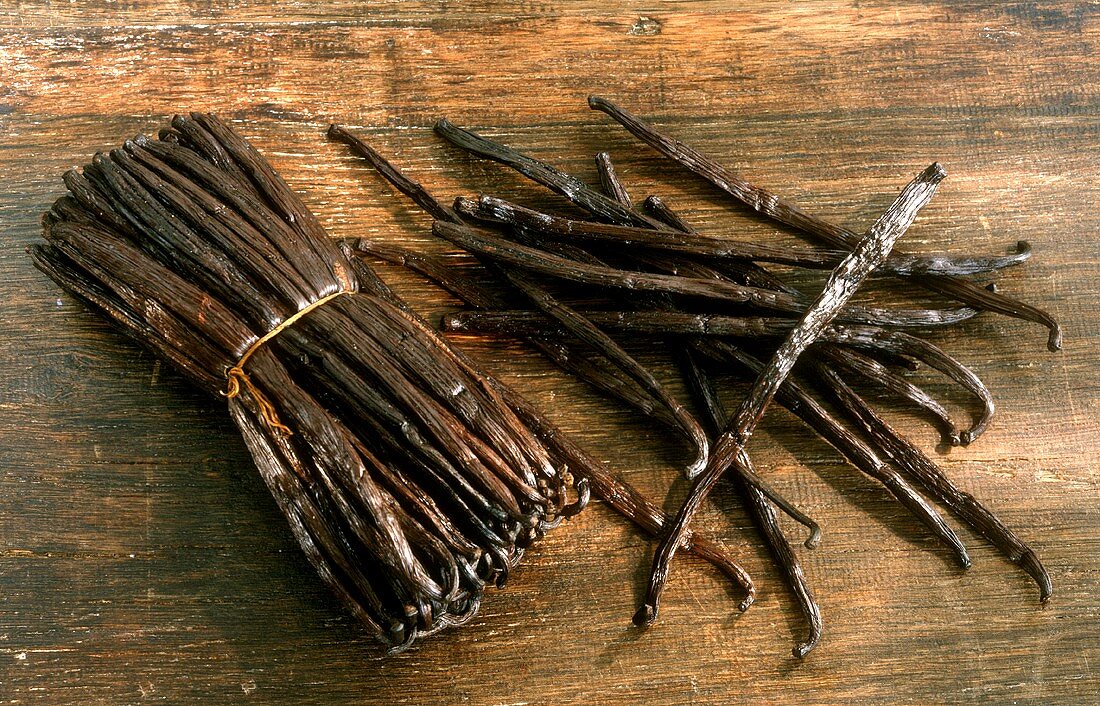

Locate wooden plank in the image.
[0,1,1096,703]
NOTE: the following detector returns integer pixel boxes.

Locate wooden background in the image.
[1,1,1097,703]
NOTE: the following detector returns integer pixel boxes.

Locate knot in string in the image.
[223,289,354,434]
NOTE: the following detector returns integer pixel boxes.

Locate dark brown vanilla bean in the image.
[329,126,714,456]
[641,195,693,233]
[30,243,226,393]
[591,152,708,431]
[107,148,309,321]
[529,335,680,429]
[812,364,1051,602]
[451,163,976,554]
[825,325,995,444]
[484,367,756,609]
[119,142,320,301]
[354,240,686,432]
[324,111,1053,656]
[329,128,711,479]
[587,153,834,526]
[637,164,945,628]
[457,194,848,266]
[45,220,251,360]
[457,194,1030,277]
[304,308,540,520]
[433,118,989,331]
[80,155,290,328]
[355,240,503,308]
[747,483,822,658]
[230,394,395,641]
[350,242,756,599]
[61,169,143,240]
[130,137,337,289]
[816,343,963,446]
[360,237,684,434]
[589,95,1062,351]
[431,220,979,329]
[328,124,462,224]
[190,113,336,260]
[366,260,754,594]
[170,114,250,185]
[441,307,995,445]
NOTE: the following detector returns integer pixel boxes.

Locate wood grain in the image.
[0,1,1096,703]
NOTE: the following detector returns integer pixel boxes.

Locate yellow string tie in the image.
[223,289,354,435]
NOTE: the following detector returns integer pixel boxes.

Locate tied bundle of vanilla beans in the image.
[330,95,1057,657]
[33,112,775,653]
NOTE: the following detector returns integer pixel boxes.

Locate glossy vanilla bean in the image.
[434,118,665,229]
[504,271,710,477]
[816,343,963,445]
[457,194,1030,277]
[440,307,994,445]
[431,220,980,329]
[432,119,990,333]
[642,195,802,296]
[595,151,634,208]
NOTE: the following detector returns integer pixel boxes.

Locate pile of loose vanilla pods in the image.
[328,96,1058,657]
[35,113,774,653]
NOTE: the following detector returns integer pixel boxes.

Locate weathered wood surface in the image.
[1,1,1097,703]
